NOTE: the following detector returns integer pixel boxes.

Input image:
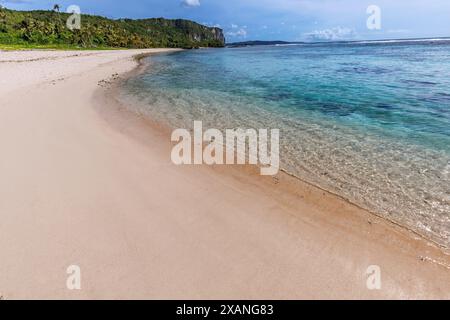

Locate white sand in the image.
[0,49,449,300]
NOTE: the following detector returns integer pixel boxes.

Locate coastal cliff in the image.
[0,8,225,49]
[130,18,226,48]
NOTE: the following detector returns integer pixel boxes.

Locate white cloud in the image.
[227,23,248,38]
[203,22,222,28]
[181,0,200,7]
[304,27,356,41]
[226,28,247,38]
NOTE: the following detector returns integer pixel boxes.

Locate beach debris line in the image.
[97,73,120,88]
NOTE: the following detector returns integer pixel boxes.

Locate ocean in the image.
[120,40,450,247]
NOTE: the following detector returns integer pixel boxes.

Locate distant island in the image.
[227,37,450,48]
[0,7,225,49]
[226,40,303,48]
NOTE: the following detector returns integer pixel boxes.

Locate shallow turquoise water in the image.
[122,41,450,246]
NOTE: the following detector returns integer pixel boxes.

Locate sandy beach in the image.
[0,49,449,300]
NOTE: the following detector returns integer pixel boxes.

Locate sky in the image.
[1,0,450,42]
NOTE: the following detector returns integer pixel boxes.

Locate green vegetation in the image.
[0,7,225,49]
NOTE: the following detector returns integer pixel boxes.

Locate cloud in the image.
[226,28,247,38]
[226,23,248,38]
[181,0,200,7]
[203,22,221,28]
[304,27,356,41]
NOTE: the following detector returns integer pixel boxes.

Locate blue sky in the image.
[1,0,450,42]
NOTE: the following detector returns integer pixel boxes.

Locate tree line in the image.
[0,7,225,49]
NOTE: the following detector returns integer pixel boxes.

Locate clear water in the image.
[121,41,450,247]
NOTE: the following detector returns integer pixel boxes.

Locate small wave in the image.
[350,38,450,45]
[337,66,392,75]
[402,79,438,86]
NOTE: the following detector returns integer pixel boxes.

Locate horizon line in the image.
[226,36,450,45]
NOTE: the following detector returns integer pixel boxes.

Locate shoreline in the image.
[101,52,450,293]
[0,49,449,299]
[121,52,450,252]
[108,65,450,259]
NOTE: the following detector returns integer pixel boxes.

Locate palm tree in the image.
[53,4,60,12]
